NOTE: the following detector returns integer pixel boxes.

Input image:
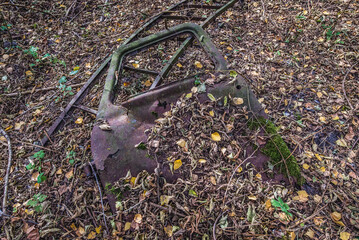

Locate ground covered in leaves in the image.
[0,0,358,239]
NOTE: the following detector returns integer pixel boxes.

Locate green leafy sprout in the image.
[27,193,47,213]
[271,197,292,218]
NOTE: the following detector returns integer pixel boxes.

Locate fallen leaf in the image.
[340,232,350,240]
[65,168,73,180]
[313,217,324,226]
[95,226,102,234]
[124,222,131,231]
[26,70,33,76]
[186,93,192,98]
[211,132,221,141]
[87,231,96,239]
[23,224,40,240]
[160,195,172,205]
[303,163,310,169]
[75,117,83,124]
[315,153,323,161]
[134,214,142,224]
[132,63,139,68]
[209,110,214,117]
[194,61,203,68]
[177,63,183,68]
[305,229,315,239]
[31,172,39,181]
[331,212,341,222]
[70,223,77,231]
[289,232,296,240]
[210,176,217,185]
[317,92,323,98]
[237,166,242,173]
[227,46,233,51]
[248,195,257,200]
[207,93,216,101]
[319,116,326,123]
[293,190,309,202]
[265,199,272,210]
[173,159,182,170]
[164,225,173,237]
[130,177,136,186]
[198,159,207,164]
[99,124,111,131]
[233,97,244,105]
[144,80,152,87]
[336,139,347,147]
[15,121,25,130]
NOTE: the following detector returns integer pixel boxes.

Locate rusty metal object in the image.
[41,0,240,146]
[91,23,263,210]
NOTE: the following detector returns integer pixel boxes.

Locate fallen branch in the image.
[1,83,85,97]
[0,126,12,214]
[342,63,357,111]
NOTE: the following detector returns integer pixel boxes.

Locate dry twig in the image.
[0,126,12,214]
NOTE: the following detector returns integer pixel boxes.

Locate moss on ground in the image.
[249,117,305,185]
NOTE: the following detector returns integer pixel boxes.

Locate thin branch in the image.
[342,63,357,111]
[89,162,109,234]
[0,126,12,214]
[0,3,55,16]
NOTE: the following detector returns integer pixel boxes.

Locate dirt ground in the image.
[0,0,358,239]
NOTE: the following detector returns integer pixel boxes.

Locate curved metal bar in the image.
[98,23,228,118]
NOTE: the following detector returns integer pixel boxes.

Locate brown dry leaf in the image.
[65,168,74,180]
[31,172,39,181]
[293,190,309,202]
[76,226,85,236]
[210,176,217,185]
[176,139,187,149]
[15,121,25,130]
[340,232,350,240]
[211,132,221,141]
[87,231,96,239]
[248,195,257,201]
[134,214,142,224]
[313,217,324,226]
[305,229,315,239]
[173,159,182,170]
[70,223,77,230]
[331,212,342,222]
[95,226,102,234]
[164,225,173,237]
[24,224,40,240]
[345,127,355,141]
[289,232,296,240]
[144,80,152,87]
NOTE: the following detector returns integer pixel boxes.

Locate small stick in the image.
[149,202,187,218]
[0,126,12,214]
[213,210,228,240]
[89,163,109,234]
[1,83,85,97]
[342,63,357,111]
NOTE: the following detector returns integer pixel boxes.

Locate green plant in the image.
[66,150,76,164]
[26,150,47,183]
[271,197,292,218]
[27,193,47,213]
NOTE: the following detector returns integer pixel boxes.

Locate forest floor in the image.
[0,0,358,239]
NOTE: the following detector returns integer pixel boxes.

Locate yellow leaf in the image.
[336,139,347,147]
[70,223,77,230]
[237,166,242,173]
[34,182,40,189]
[313,217,324,226]
[65,168,74,180]
[220,41,226,45]
[210,176,217,185]
[85,63,91,68]
[87,231,96,239]
[199,159,207,164]
[320,166,326,172]
[303,163,310,169]
[160,195,172,205]
[317,92,323,98]
[331,212,341,222]
[323,11,330,15]
[209,110,214,117]
[5,125,12,131]
[73,66,80,71]
[317,37,325,43]
[176,139,187,149]
[95,226,102,234]
[340,232,350,240]
[319,116,326,123]
[293,190,309,202]
[164,225,173,237]
[116,38,123,42]
[56,168,62,175]
[134,214,142,224]
[78,226,85,235]
[211,132,221,141]
[130,177,136,186]
[194,61,203,69]
[248,195,257,200]
[256,173,262,179]
[186,93,192,98]
[177,63,183,68]
[332,114,339,120]
[132,63,139,68]
[227,46,233,51]
[173,159,182,170]
[233,97,244,105]
[124,222,131,231]
[75,117,83,124]
[289,232,296,240]
[315,153,322,161]
[144,80,152,87]
[25,70,33,76]
[265,199,272,210]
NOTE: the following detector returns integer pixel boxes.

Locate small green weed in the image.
[27,193,47,213]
